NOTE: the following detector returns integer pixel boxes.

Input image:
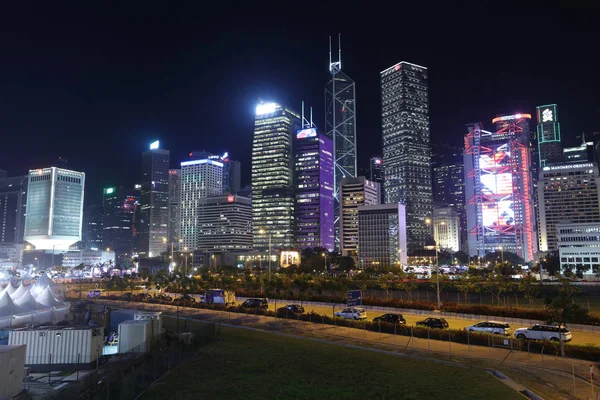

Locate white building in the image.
[180,159,223,251]
[197,195,252,252]
[433,207,461,252]
[62,250,115,268]
[358,203,407,268]
[340,177,380,258]
[24,167,85,251]
[557,222,600,276]
[538,162,600,252]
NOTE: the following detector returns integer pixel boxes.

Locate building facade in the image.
[180,158,223,251]
[464,115,537,261]
[251,102,299,250]
[294,129,335,251]
[433,207,461,253]
[339,177,380,258]
[325,38,357,250]
[62,250,115,268]
[196,195,252,252]
[24,167,85,251]
[0,174,27,244]
[538,162,600,252]
[358,203,407,268]
[168,169,181,247]
[536,104,562,168]
[381,61,432,255]
[102,186,138,259]
[432,162,466,251]
[82,204,103,250]
[139,141,170,258]
[557,222,600,276]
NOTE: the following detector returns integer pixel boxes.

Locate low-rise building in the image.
[62,250,115,268]
[433,207,461,252]
[557,222,600,277]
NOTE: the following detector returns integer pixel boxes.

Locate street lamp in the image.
[424,237,441,310]
[259,229,272,281]
[322,252,327,272]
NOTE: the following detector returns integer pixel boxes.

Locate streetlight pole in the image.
[322,252,327,272]
[268,232,272,281]
[435,246,440,310]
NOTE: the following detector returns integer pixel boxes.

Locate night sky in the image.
[1,2,599,205]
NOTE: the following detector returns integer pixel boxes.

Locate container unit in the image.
[117,320,151,354]
[8,326,104,371]
[110,309,162,338]
[0,345,26,400]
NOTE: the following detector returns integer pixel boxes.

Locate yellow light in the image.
[106,248,110,252]
[425,218,431,224]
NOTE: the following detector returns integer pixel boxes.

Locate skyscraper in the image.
[294,127,335,251]
[433,207,461,253]
[339,177,380,258]
[168,169,181,247]
[325,35,357,249]
[381,61,432,254]
[139,141,170,258]
[24,167,85,251]
[433,162,466,251]
[536,104,562,168]
[0,174,27,244]
[358,203,407,268]
[196,195,252,252]
[538,162,600,252]
[102,186,138,259]
[464,114,537,261]
[252,102,299,250]
[369,157,384,184]
[82,204,103,250]
[180,157,223,251]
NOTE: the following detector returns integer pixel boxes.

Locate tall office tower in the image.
[0,174,27,243]
[464,114,537,262]
[180,157,223,251]
[381,61,432,255]
[358,203,407,268]
[196,195,252,252]
[252,102,299,250]
[102,187,138,259]
[294,127,335,251]
[223,157,241,194]
[339,177,380,258]
[139,141,170,258]
[369,157,384,184]
[82,204,103,250]
[24,167,85,251]
[325,35,357,250]
[433,207,461,252]
[538,162,600,252]
[536,104,562,168]
[433,161,466,251]
[168,169,181,247]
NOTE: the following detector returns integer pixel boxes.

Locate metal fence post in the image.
[572,364,577,398]
[394,322,396,346]
[467,330,470,353]
[428,330,430,352]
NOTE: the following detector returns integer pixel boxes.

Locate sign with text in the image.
[347,290,362,307]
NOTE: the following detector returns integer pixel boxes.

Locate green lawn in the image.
[144,325,521,400]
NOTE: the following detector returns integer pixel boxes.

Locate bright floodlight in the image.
[256,102,279,115]
[150,140,159,150]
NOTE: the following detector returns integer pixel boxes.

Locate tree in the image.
[540,251,561,277]
[455,275,477,303]
[544,278,587,356]
[338,256,355,271]
[483,273,512,305]
[574,264,587,280]
[398,273,418,301]
[454,251,469,265]
[518,274,539,306]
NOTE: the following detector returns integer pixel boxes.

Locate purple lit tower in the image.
[294,127,335,252]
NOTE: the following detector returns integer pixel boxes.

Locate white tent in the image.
[0,283,17,297]
[10,283,29,300]
[32,273,65,300]
[35,286,63,308]
[0,291,24,328]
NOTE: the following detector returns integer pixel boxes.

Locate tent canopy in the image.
[0,291,23,317]
[10,283,29,300]
[35,286,64,308]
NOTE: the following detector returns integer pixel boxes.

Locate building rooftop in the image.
[13,325,98,332]
[0,344,25,353]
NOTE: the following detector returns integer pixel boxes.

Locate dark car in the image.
[134,293,152,301]
[276,304,305,317]
[373,313,406,325]
[241,298,268,309]
[416,317,449,329]
[154,294,172,302]
[174,294,196,305]
[121,292,134,301]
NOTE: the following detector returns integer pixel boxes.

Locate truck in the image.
[204,289,235,306]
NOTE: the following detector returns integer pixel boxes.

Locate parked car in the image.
[173,294,197,305]
[241,298,268,309]
[373,313,406,325]
[466,321,511,336]
[415,317,449,329]
[514,324,572,342]
[276,304,305,317]
[334,307,367,320]
[154,294,172,302]
[121,292,134,301]
[134,293,152,301]
[87,289,105,298]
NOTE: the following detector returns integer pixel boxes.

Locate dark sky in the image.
[1,2,599,205]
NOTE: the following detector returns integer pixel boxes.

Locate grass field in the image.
[144,325,520,400]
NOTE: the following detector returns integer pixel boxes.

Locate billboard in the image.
[478,144,515,228]
[296,128,317,139]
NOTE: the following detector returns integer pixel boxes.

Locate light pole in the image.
[322,252,327,272]
[425,217,440,310]
[259,229,272,281]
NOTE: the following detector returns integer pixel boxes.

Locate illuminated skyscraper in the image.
[325,35,357,249]
[82,204,102,250]
[180,157,223,251]
[168,169,181,247]
[380,61,432,254]
[536,104,562,168]
[24,167,85,251]
[139,141,170,258]
[102,186,138,259]
[252,102,300,250]
[464,114,537,261]
[0,174,27,244]
[433,207,461,253]
[294,127,334,251]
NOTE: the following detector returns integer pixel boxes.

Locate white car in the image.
[334,307,367,320]
[514,324,572,342]
[466,321,511,336]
